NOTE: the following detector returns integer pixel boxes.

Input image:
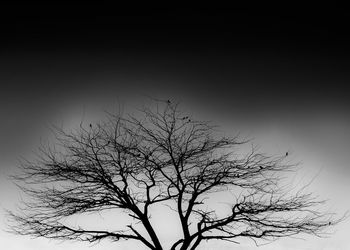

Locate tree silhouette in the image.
[7,102,345,250]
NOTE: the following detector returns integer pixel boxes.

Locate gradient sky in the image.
[1,8,350,250]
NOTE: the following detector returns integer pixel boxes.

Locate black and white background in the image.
[0,7,349,250]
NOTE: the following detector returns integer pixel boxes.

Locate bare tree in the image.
[7,101,345,250]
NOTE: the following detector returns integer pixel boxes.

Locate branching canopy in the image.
[7,102,345,250]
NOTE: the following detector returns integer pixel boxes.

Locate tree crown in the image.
[7,101,345,250]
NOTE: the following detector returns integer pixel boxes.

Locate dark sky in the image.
[1,8,350,161]
[1,8,350,250]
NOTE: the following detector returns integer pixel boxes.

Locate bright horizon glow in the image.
[1,97,349,250]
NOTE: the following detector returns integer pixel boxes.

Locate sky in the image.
[1,7,350,250]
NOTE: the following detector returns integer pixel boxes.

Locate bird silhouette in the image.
[285,152,289,156]
[329,222,331,225]
[89,123,92,128]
